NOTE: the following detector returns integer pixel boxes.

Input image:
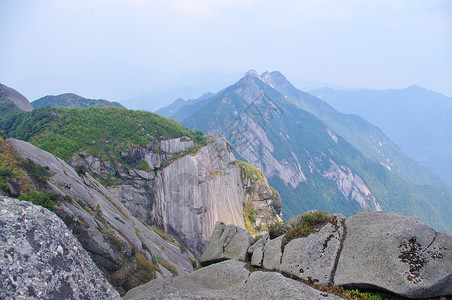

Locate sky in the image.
[1,0,451,103]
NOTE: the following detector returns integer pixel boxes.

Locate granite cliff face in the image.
[69,136,281,258]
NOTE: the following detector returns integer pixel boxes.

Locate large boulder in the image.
[280,214,346,285]
[334,211,452,298]
[200,222,253,266]
[0,196,120,299]
[124,260,343,300]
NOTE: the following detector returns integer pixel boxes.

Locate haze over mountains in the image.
[158,70,452,234]
[310,86,452,185]
[1,78,452,298]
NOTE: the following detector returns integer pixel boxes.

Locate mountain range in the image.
[310,86,452,185]
[1,79,452,298]
[157,70,452,234]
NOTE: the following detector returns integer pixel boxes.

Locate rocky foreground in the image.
[130,211,452,299]
[2,194,452,299]
[0,196,120,299]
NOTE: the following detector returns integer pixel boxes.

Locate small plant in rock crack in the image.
[281,210,331,249]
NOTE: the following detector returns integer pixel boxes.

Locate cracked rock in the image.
[334,211,452,298]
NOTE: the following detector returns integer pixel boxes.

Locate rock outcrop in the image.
[0,83,34,111]
[8,138,196,294]
[202,211,452,299]
[124,260,343,300]
[200,222,254,266]
[280,214,345,285]
[334,211,452,298]
[70,136,281,258]
[0,196,120,299]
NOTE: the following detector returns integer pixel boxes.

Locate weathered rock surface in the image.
[334,211,452,298]
[280,214,345,285]
[0,83,34,111]
[200,222,253,266]
[0,196,120,299]
[262,235,283,270]
[124,260,343,300]
[249,233,269,267]
[8,138,196,294]
[72,136,281,258]
[201,210,452,299]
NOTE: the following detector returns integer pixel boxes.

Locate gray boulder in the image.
[280,214,346,285]
[200,222,253,266]
[124,260,343,300]
[262,235,283,270]
[334,211,452,298]
[0,196,120,300]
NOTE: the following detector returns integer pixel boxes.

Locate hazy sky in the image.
[1,0,451,102]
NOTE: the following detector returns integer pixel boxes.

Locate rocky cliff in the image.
[157,70,452,234]
[69,136,281,258]
[7,138,198,295]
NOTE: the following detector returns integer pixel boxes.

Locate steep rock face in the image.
[0,83,34,111]
[334,211,452,298]
[124,260,343,300]
[324,160,381,211]
[157,70,386,219]
[157,70,452,235]
[0,196,120,299]
[8,138,196,295]
[69,136,281,258]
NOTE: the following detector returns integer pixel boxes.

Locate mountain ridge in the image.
[309,85,452,185]
[157,70,452,234]
[32,93,125,109]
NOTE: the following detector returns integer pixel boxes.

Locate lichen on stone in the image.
[398,237,427,283]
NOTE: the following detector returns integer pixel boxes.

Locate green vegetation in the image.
[157,257,179,276]
[281,210,331,249]
[1,106,207,161]
[314,285,393,300]
[267,221,287,239]
[18,190,55,211]
[267,211,331,249]
[236,160,265,182]
[21,158,51,188]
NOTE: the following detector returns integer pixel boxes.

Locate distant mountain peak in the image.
[244,69,259,78]
[261,71,294,90]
